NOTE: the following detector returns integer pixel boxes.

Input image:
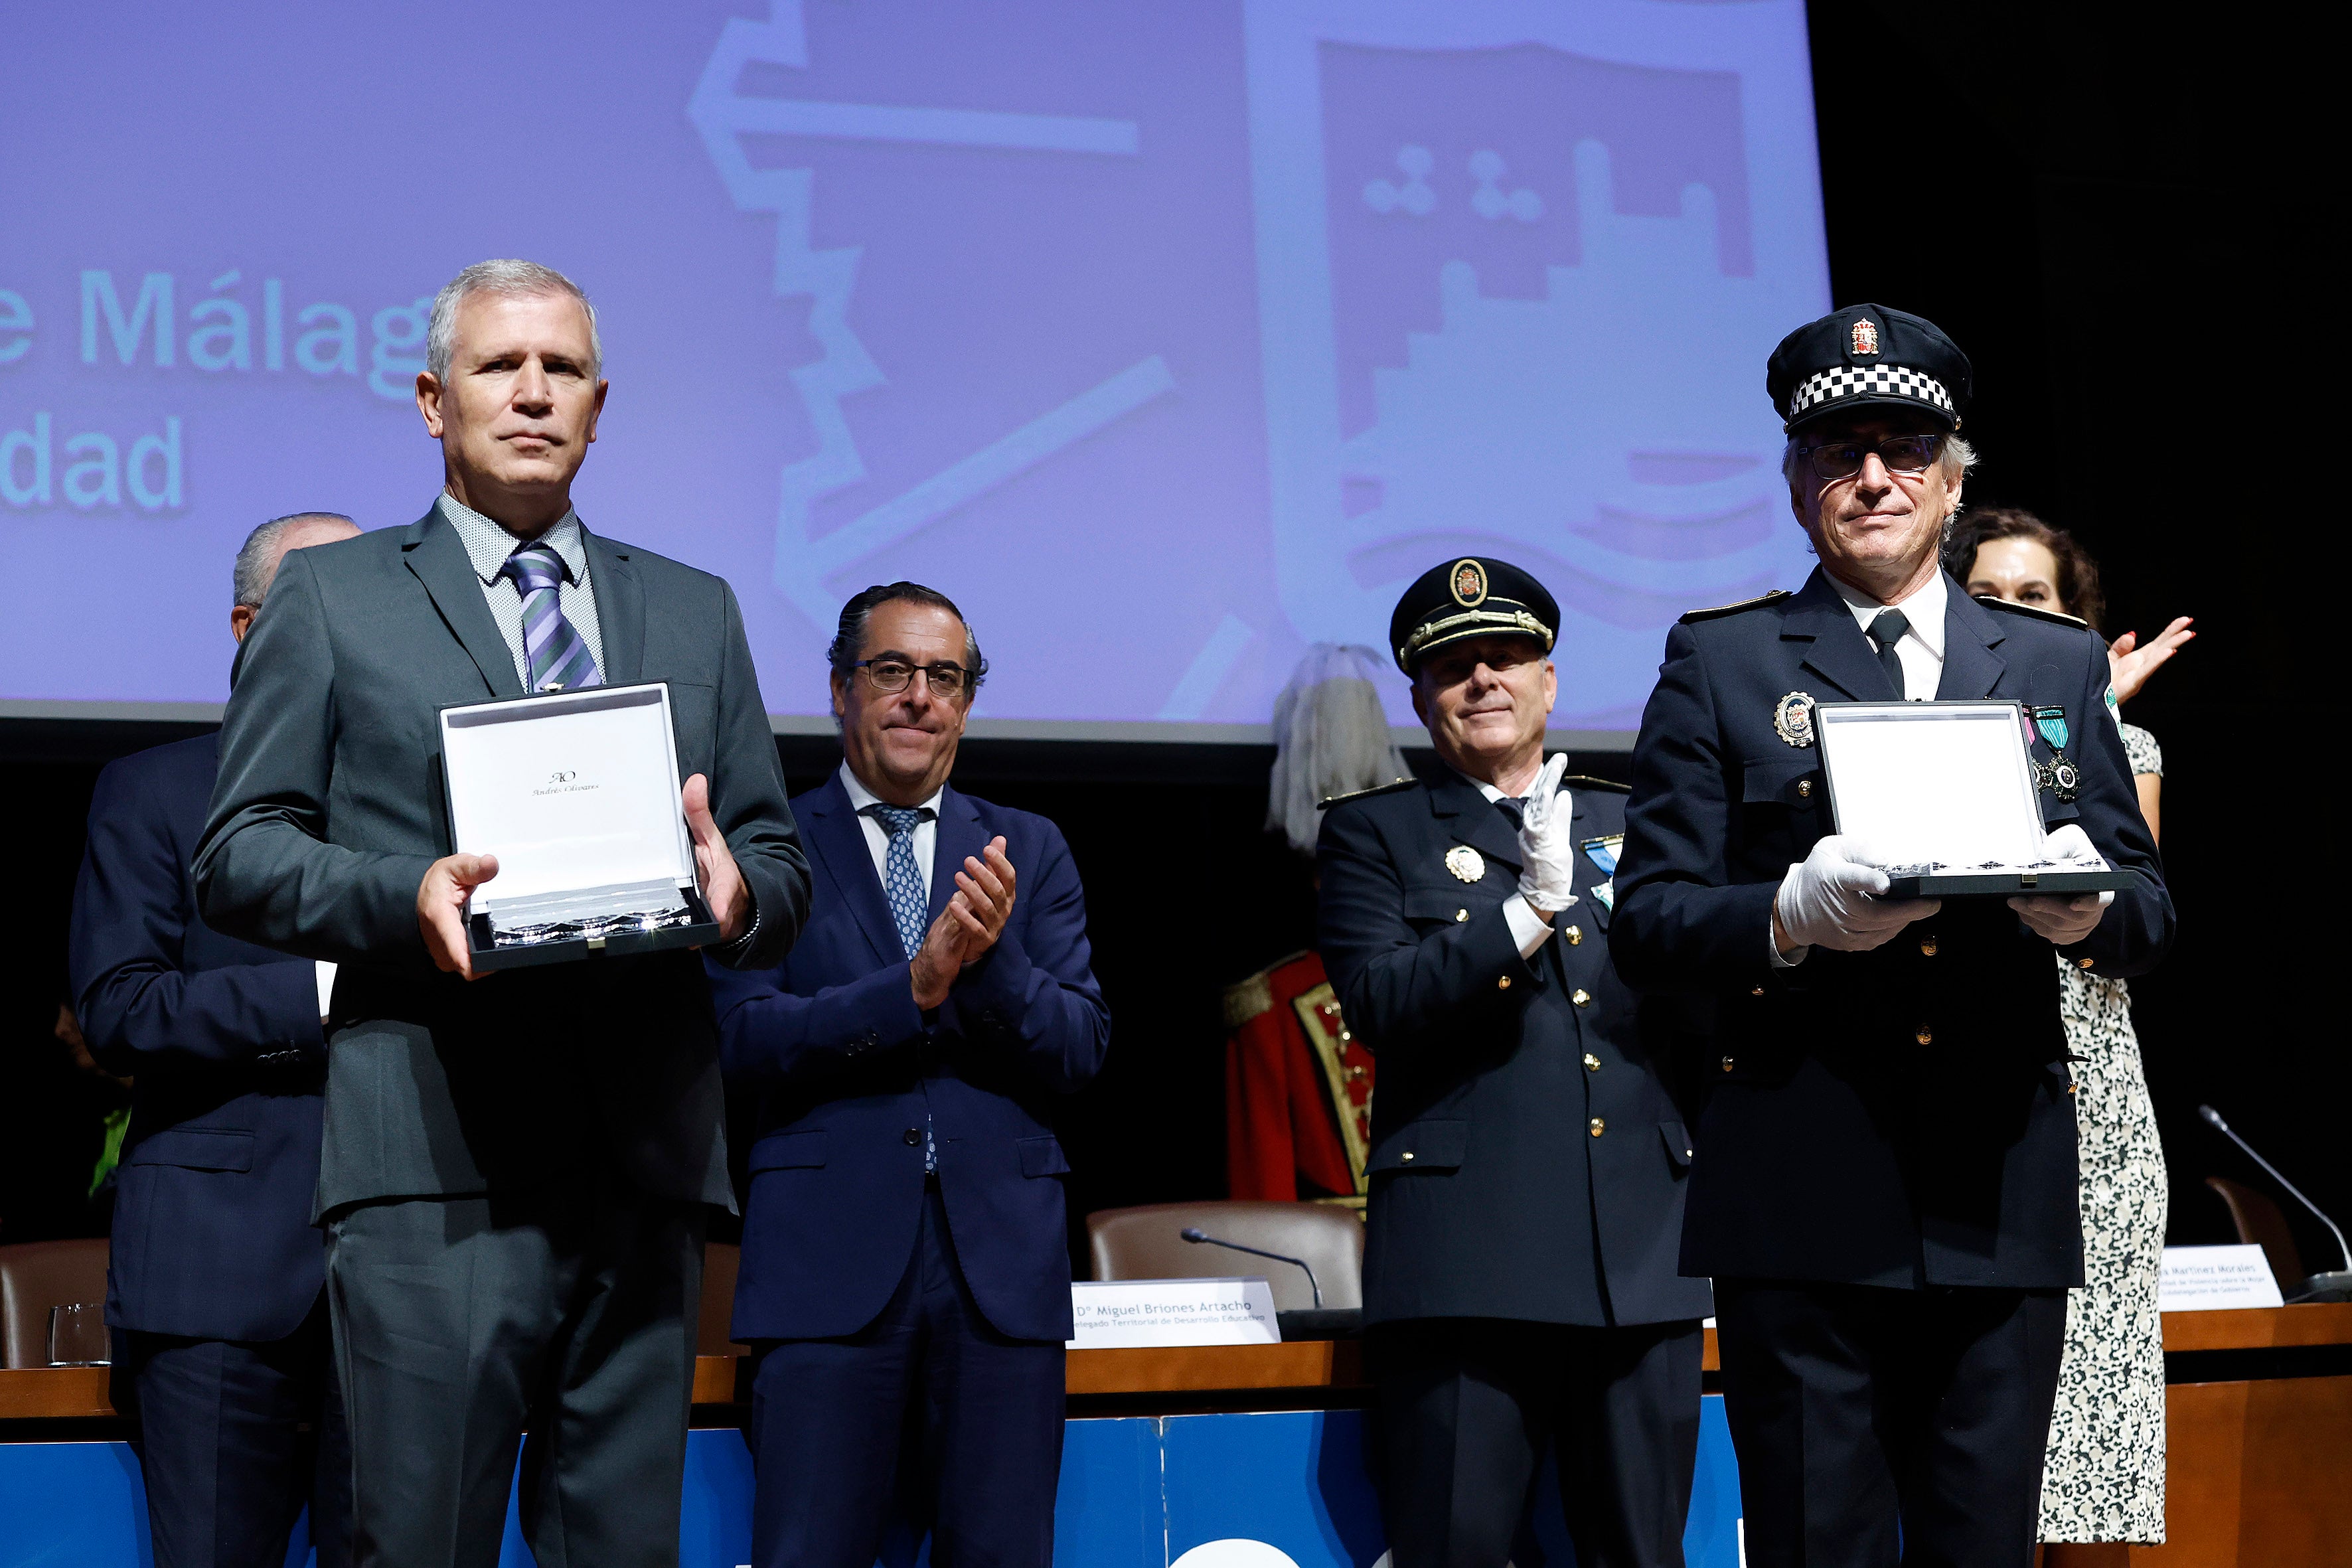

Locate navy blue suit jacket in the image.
[1319,775,1714,1328]
[708,773,1110,1344]
[70,733,327,1342]
[1611,570,2173,1290]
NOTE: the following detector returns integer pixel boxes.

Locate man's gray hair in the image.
[426,259,602,383]
[234,512,356,607]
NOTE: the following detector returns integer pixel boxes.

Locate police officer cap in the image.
[1389,557,1558,674]
[1766,303,1972,433]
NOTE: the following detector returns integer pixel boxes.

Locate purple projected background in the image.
[0,0,1828,732]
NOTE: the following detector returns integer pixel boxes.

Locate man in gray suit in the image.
[195,258,811,1567]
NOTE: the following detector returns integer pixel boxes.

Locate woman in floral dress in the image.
[1950,510,2195,1565]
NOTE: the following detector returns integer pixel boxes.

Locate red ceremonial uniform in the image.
[1222,951,1373,1202]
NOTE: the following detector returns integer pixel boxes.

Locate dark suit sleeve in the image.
[711,956,927,1082]
[2055,638,2173,977]
[72,759,323,1073]
[1611,621,1780,992]
[945,821,1110,1095]
[704,580,811,972]
[1314,803,1537,1054]
[194,550,438,963]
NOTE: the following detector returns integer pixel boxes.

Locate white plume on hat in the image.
[1266,643,1413,856]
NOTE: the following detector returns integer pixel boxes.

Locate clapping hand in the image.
[1515,754,1579,917]
[2108,616,2194,706]
[910,837,1016,1009]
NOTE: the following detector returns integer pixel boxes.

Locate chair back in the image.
[698,1241,743,1357]
[1086,1201,1363,1312]
[0,1238,112,1368]
[2205,1176,2306,1291]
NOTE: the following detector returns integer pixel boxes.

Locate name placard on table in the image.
[2157,1244,2286,1311]
[1067,1278,1281,1349]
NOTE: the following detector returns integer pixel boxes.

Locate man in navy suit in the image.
[70,510,358,1568]
[708,581,1111,1568]
[1610,306,2173,1567]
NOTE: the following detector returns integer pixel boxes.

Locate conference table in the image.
[5,1305,2346,1567]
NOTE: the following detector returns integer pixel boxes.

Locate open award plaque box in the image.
[1812,700,2136,900]
[437,682,720,971]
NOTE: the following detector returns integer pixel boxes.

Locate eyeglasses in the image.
[855,658,974,698]
[1799,433,1943,481]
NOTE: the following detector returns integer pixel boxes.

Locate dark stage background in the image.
[4,3,2339,1281]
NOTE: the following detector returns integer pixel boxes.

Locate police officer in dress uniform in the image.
[1318,559,1713,1568]
[1610,306,2175,1567]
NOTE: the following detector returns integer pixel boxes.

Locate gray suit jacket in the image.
[194,508,810,1217]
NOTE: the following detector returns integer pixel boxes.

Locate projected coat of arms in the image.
[688,0,1828,728]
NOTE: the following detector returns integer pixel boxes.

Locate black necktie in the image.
[1493,797,1527,831]
[1867,608,1910,698]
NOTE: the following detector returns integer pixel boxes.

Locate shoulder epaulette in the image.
[1972,594,2091,630]
[1678,588,1791,624]
[1559,774,1630,794]
[1317,776,1421,812]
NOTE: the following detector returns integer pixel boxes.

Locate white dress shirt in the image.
[1451,767,1557,959]
[1829,568,1947,701]
[838,762,945,900]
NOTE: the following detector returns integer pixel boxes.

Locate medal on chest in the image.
[2031,705,2080,803]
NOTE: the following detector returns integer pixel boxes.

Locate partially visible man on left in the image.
[70,510,358,1568]
[195,259,811,1567]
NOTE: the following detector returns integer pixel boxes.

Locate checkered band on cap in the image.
[1786,363,1956,422]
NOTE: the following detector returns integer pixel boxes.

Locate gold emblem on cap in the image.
[1449,559,1488,607]
[1850,319,1879,356]
[1772,690,1816,748]
[1445,844,1485,884]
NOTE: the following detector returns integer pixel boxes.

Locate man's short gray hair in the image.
[426,259,602,384]
[234,512,356,607]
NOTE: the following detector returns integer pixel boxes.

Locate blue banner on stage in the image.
[1,1401,1743,1567]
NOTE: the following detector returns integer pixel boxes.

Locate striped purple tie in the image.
[500,544,600,694]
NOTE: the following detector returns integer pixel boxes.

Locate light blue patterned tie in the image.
[500,543,600,694]
[868,803,937,1171]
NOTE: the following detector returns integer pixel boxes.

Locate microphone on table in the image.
[2198,1104,2352,1302]
[1180,1227,1322,1308]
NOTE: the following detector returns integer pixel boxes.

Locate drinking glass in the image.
[46,1302,111,1366]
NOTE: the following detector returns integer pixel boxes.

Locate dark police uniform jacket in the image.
[70,732,327,1343]
[1610,568,2174,1291]
[1318,773,1713,1328]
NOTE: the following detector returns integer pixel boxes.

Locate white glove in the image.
[2007,824,2114,945]
[1515,753,1580,915]
[1775,834,1940,953]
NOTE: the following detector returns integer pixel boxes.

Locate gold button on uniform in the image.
[2078,957,2094,970]
[1401,1150,1415,1162]
[1563,925,1583,945]
[1571,988,1591,1008]
[1919,937,1938,957]
[1583,1052,1601,1072]
[1915,1026,1933,1046]
[1720,1056,1735,1073]
[1797,779,1812,798]
[1497,976,1512,990]
[1588,1117,1606,1137]
[1456,909,1468,922]
[1750,986,1765,997]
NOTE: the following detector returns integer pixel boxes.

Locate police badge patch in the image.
[1445,844,1485,883]
[1449,558,1488,607]
[1772,691,1816,748]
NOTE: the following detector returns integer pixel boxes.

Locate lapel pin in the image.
[1773,691,1816,748]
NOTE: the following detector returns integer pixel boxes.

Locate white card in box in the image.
[1812,700,2135,898]
[437,682,720,969]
